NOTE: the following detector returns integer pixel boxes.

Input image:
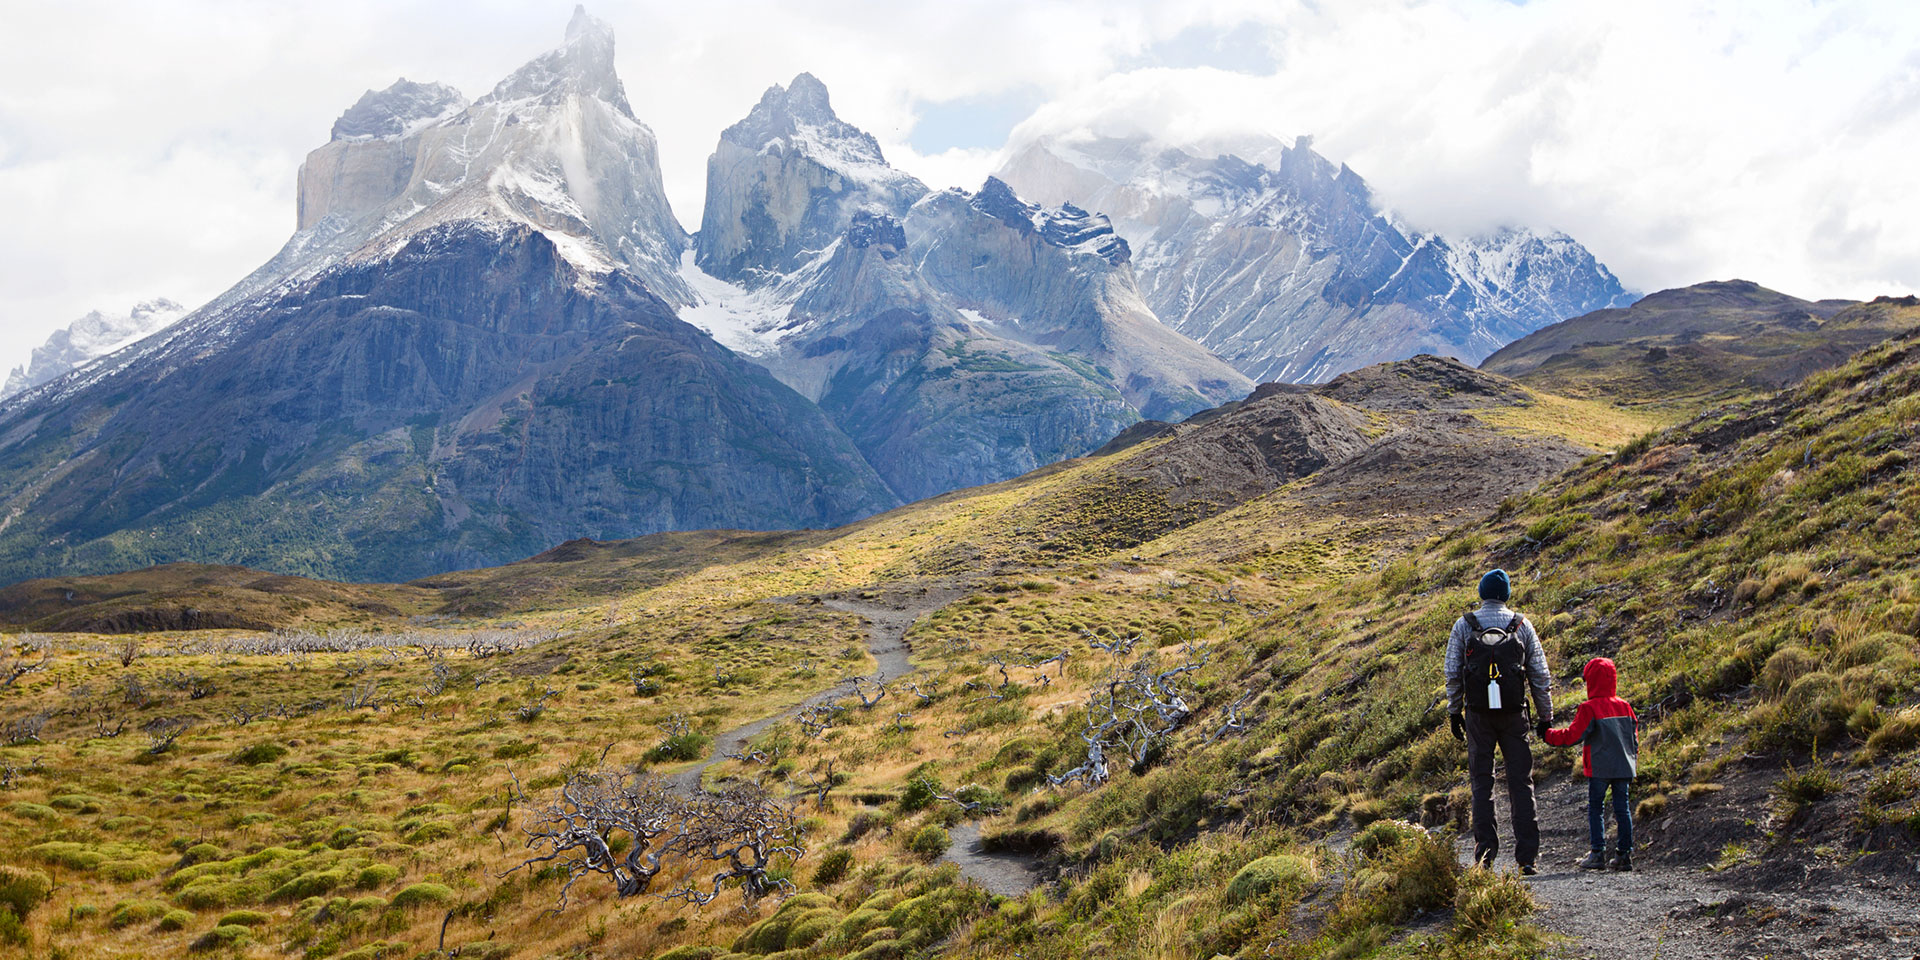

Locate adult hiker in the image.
[1445,568,1553,874]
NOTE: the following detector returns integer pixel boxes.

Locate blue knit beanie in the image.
[1478,569,1511,602]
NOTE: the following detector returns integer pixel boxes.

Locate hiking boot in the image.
[1612,852,1633,872]
[1474,846,1497,869]
[1577,850,1608,870]
[1518,863,1538,877]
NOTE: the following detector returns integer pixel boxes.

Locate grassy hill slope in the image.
[1,344,1916,960]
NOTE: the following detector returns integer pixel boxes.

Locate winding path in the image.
[665,591,946,795]
[664,587,1045,895]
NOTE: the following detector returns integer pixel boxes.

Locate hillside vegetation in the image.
[1482,281,1920,420]
[1,344,1916,960]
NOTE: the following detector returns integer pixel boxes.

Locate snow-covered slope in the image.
[998,134,1634,383]
[276,5,690,310]
[684,75,1252,499]
[0,298,185,399]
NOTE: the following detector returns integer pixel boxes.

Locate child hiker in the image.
[1541,657,1639,871]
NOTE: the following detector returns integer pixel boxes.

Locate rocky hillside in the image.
[997,134,1633,383]
[0,221,895,585]
[2,338,1917,959]
[1482,279,1920,411]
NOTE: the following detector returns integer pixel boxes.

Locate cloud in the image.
[1,0,1916,373]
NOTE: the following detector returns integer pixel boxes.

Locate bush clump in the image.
[189,924,254,951]
[904,825,950,860]
[108,899,170,929]
[389,882,455,908]
[217,909,271,927]
[1352,819,1426,860]
[232,743,288,766]
[357,863,402,889]
[811,848,854,886]
[0,867,50,925]
[1451,867,1537,942]
[1225,854,1314,904]
[156,908,195,931]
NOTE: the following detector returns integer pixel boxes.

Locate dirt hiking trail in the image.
[1465,774,1920,959]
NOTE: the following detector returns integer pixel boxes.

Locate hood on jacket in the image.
[1583,657,1618,699]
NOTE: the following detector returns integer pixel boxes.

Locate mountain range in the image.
[998,134,1633,382]
[0,7,1634,585]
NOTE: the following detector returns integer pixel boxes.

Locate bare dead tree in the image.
[512,772,804,913]
[516,688,559,722]
[510,770,682,909]
[0,757,45,790]
[1203,692,1257,745]
[423,662,452,697]
[891,711,912,733]
[223,704,267,727]
[144,716,193,754]
[2,711,49,745]
[795,702,845,739]
[117,638,140,668]
[848,675,887,708]
[659,783,805,907]
[933,789,1000,815]
[795,759,839,810]
[2,640,50,688]
[1051,644,1211,787]
[713,665,737,689]
[904,680,938,705]
[343,678,382,711]
[120,674,150,707]
[1081,627,1144,657]
[93,714,128,739]
[1048,727,1111,788]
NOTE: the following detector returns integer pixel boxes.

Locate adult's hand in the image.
[1534,720,1550,741]
[1449,713,1465,742]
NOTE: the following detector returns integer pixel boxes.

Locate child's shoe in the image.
[1577,850,1607,870]
[1611,851,1633,872]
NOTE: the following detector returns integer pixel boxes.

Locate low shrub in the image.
[1225,854,1314,904]
[108,899,170,929]
[156,908,194,931]
[1451,867,1536,942]
[189,924,253,951]
[811,848,854,886]
[1762,647,1818,694]
[389,882,455,908]
[218,909,271,927]
[232,743,288,766]
[905,824,950,860]
[0,867,51,920]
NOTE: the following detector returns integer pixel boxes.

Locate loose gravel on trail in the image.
[1465,773,1920,959]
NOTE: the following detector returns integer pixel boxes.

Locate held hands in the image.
[1449,713,1465,742]
[1534,720,1550,741]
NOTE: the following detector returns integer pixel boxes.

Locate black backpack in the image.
[1462,612,1529,713]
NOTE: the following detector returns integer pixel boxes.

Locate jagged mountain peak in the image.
[697,72,925,284]
[956,177,1130,266]
[724,73,889,169]
[330,79,466,142]
[481,4,631,117]
[997,132,1632,383]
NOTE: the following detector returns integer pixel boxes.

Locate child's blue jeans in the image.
[1588,777,1632,852]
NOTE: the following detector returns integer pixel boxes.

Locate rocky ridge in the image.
[997,134,1633,383]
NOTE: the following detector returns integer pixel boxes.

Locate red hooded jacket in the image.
[1543,657,1638,779]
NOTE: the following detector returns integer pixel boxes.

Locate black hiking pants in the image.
[1465,708,1539,867]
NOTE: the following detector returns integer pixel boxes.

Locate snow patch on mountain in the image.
[2,298,186,400]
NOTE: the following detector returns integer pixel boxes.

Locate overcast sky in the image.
[3,0,1917,372]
